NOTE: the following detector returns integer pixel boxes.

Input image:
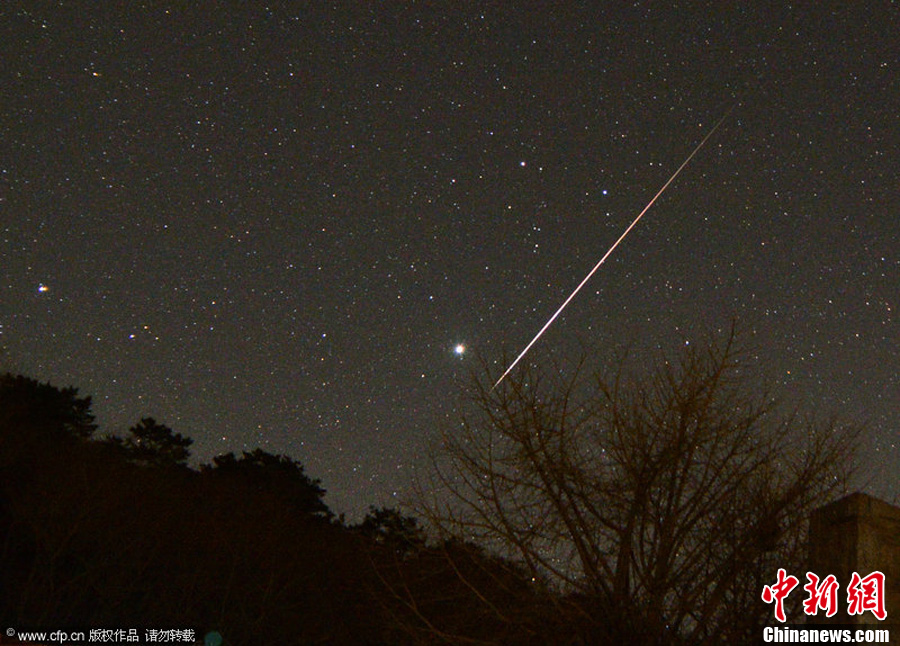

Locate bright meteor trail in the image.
[492,107,734,390]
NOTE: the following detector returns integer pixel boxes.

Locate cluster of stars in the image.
[1,4,897,517]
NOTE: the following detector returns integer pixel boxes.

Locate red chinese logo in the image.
[762,568,799,622]
[847,571,886,621]
[803,573,839,618]
[763,570,888,622]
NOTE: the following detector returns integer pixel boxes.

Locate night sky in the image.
[2,4,898,518]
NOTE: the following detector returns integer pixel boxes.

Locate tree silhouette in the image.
[357,506,427,556]
[417,329,861,644]
[202,448,333,520]
[0,373,97,440]
[107,417,193,467]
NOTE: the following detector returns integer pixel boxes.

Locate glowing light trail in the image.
[492,108,734,391]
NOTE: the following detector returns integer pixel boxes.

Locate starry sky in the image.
[2,3,898,518]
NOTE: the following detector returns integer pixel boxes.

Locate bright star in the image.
[454,344,466,356]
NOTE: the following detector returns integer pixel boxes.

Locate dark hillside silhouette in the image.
[0,373,384,644]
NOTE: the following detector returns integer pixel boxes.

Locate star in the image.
[454,344,466,356]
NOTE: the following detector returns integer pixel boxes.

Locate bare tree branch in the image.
[414,329,860,644]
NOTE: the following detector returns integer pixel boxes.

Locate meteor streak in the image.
[492,107,734,391]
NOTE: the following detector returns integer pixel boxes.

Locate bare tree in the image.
[417,329,859,644]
